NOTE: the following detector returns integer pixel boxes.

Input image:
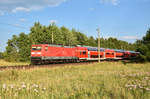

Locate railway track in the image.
[0,59,135,70]
[0,62,96,70]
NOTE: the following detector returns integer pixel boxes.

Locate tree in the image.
[75,31,88,45]
[0,52,3,59]
[17,33,31,61]
[4,21,137,62]
[4,36,20,62]
[4,33,30,61]
[48,24,63,45]
[87,36,97,46]
[135,28,150,61]
[60,26,77,46]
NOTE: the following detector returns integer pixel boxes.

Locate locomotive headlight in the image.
[31,52,35,54]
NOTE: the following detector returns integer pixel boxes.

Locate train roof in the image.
[76,45,105,51]
[31,44,139,54]
[129,51,137,53]
[87,47,105,51]
[113,49,125,52]
[32,44,76,48]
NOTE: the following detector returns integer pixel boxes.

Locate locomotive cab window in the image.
[32,47,36,50]
[32,46,42,51]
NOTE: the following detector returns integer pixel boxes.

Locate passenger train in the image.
[31,44,139,64]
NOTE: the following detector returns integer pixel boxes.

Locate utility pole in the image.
[97,28,100,63]
[51,22,54,44]
[52,32,54,44]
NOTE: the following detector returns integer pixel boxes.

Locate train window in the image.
[45,46,48,51]
[80,51,82,55]
[106,53,109,55]
[32,46,42,51]
[100,55,103,58]
[83,51,86,55]
[37,47,42,50]
[32,47,36,50]
[91,55,98,58]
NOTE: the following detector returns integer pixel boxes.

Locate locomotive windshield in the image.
[32,46,42,51]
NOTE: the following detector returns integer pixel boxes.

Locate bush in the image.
[0,52,4,59]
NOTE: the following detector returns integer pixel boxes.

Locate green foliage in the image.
[4,33,30,62]
[135,28,150,62]
[87,36,97,46]
[96,37,135,50]
[0,52,4,59]
[4,22,135,62]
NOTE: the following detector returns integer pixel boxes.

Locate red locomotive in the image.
[31,44,139,64]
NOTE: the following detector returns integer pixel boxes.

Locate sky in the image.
[0,0,150,52]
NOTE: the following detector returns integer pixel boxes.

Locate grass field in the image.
[0,59,30,66]
[0,62,150,99]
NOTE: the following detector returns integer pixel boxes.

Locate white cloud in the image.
[121,36,140,40]
[50,20,58,24]
[102,35,140,41]
[0,0,67,14]
[19,18,26,22]
[12,7,31,13]
[100,0,120,5]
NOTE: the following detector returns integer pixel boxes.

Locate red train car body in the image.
[31,44,139,64]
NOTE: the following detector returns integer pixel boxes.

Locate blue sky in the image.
[0,0,150,52]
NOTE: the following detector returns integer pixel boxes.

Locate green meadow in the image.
[0,62,150,99]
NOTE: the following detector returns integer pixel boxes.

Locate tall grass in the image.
[0,62,150,99]
[0,59,29,66]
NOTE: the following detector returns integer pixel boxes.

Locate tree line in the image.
[0,22,148,62]
[135,28,150,62]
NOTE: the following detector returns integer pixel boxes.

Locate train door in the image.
[83,50,87,58]
[105,52,110,58]
[80,50,87,59]
[106,52,114,59]
[111,52,115,59]
[44,46,48,57]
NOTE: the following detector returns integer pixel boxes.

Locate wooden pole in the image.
[52,32,54,44]
[97,28,100,63]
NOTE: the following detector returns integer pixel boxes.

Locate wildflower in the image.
[125,84,130,88]
[14,93,18,97]
[146,88,150,91]
[22,84,26,88]
[42,88,46,90]
[34,89,38,93]
[18,87,22,90]
[2,84,6,89]
[139,85,143,89]
[144,77,149,80]
[21,82,25,85]
[33,84,39,88]
[134,85,137,89]
[146,72,150,76]
[10,84,14,89]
